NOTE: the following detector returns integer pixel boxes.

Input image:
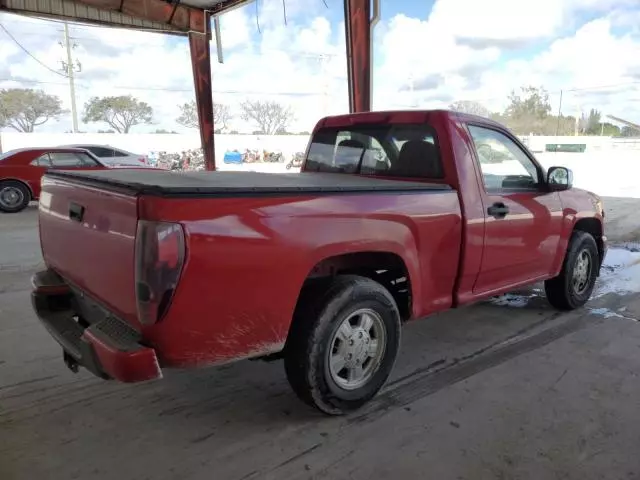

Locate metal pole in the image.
[63,22,79,133]
[344,0,372,113]
[213,16,223,63]
[189,15,216,171]
[370,0,380,108]
[555,89,563,136]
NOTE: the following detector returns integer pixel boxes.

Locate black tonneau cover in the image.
[45,169,452,197]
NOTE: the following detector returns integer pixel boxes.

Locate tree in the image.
[600,122,621,136]
[0,88,64,132]
[506,86,552,120]
[176,100,231,132]
[449,100,491,118]
[501,86,553,134]
[621,126,640,137]
[240,100,293,135]
[82,95,153,133]
[579,108,602,135]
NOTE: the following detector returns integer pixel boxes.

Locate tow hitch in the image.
[63,351,80,373]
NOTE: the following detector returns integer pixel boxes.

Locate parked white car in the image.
[60,144,150,168]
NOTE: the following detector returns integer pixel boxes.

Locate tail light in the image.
[135,221,185,325]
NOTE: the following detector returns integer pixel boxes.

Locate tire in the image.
[544,230,599,310]
[0,180,30,213]
[284,275,401,415]
[286,163,292,170]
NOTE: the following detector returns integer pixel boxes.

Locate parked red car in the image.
[32,110,606,414]
[0,147,109,213]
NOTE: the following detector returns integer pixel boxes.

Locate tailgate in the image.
[38,175,139,324]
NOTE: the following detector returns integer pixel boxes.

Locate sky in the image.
[1,0,640,133]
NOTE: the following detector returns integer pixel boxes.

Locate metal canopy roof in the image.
[0,0,253,34]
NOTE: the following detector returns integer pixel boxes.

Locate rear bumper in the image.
[31,270,162,383]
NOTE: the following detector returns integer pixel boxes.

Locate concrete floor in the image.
[2,202,640,480]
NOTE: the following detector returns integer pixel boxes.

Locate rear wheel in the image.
[284,275,401,415]
[545,231,599,310]
[0,180,30,213]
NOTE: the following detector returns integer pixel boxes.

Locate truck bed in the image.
[44,169,451,197]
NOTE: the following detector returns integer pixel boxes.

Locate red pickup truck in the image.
[31,110,606,415]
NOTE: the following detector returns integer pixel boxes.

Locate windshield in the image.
[304,123,444,179]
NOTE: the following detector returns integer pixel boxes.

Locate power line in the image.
[0,23,69,78]
[5,74,640,101]
[0,78,69,86]
[565,81,640,93]
[0,77,326,96]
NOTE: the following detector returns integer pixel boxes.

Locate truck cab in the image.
[301,110,606,309]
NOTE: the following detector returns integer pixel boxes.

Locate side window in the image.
[50,152,87,167]
[76,153,100,166]
[467,125,540,190]
[111,149,128,157]
[82,146,111,157]
[30,154,52,167]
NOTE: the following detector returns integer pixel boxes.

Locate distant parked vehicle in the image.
[286,152,304,169]
[223,150,243,164]
[61,144,150,167]
[0,147,109,213]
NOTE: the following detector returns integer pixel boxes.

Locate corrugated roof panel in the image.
[1,0,181,33]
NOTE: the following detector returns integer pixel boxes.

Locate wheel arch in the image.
[0,177,34,200]
[573,217,605,273]
[296,249,417,323]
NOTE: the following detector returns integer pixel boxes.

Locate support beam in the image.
[344,0,372,113]
[189,20,216,171]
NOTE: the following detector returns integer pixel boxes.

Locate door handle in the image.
[487,202,509,219]
[69,202,85,223]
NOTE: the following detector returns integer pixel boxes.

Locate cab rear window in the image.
[304,124,443,178]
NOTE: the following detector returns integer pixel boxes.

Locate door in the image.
[467,125,564,294]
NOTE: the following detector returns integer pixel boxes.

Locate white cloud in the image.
[428,0,565,41]
[2,0,640,134]
[428,0,639,41]
[216,8,252,50]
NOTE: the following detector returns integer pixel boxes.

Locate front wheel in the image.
[284,275,401,415]
[545,231,599,310]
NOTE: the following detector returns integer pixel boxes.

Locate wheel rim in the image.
[572,249,592,295]
[327,308,387,391]
[0,186,24,209]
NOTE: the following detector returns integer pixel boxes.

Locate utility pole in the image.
[60,23,81,133]
[555,90,563,136]
[318,54,330,116]
[407,73,418,108]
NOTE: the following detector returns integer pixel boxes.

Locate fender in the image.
[302,237,422,317]
[551,205,604,277]
[0,177,35,199]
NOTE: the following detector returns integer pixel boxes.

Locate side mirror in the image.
[547,166,573,191]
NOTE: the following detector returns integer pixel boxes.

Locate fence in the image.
[0,132,310,160]
[2,132,640,158]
